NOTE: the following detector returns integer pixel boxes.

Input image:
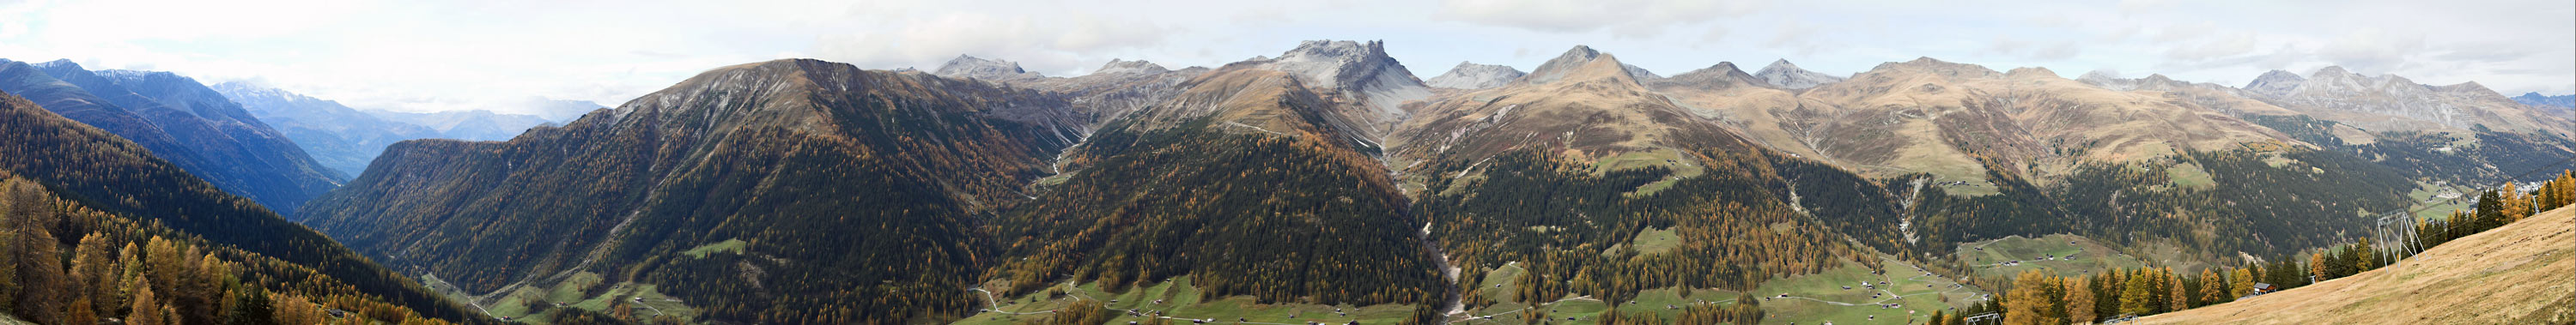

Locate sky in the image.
[2,0,2568,115]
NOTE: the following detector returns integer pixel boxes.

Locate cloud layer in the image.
[1,0,2566,114]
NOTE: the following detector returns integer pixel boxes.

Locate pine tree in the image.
[2229,268,2256,298]
[71,233,119,316]
[2198,269,2227,307]
[130,278,167,325]
[3,208,69,323]
[64,298,98,325]
[0,229,17,305]
[2476,190,2506,231]
[2120,270,2155,316]
[228,286,276,325]
[2095,270,2123,318]
[271,294,325,325]
[2064,279,2096,323]
[2003,269,2059,325]
[118,243,143,303]
[2166,270,2189,312]
[2308,253,2330,282]
[2500,184,2531,222]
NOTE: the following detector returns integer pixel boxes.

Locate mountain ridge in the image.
[303,58,1081,323]
[1753,58,1845,89]
[0,58,344,216]
[1424,61,1526,89]
[212,82,445,177]
[0,88,481,322]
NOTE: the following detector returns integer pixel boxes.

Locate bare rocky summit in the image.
[1753,59,1844,89]
[933,55,1047,81]
[1423,62,1524,89]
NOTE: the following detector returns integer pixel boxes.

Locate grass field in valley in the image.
[957,277,1426,325]
[1955,234,2149,279]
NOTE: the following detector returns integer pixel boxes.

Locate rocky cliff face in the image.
[1248,39,1434,138]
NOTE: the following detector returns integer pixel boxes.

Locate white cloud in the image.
[1437,0,1765,39]
[1,0,2567,115]
[2162,32,2260,61]
[2316,28,2427,74]
[2151,21,2220,44]
[2030,42,2081,61]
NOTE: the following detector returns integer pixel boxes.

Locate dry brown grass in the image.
[2136,205,2576,324]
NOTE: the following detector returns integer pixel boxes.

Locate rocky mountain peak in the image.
[2244,69,2308,95]
[1093,58,1170,75]
[2138,74,2181,85]
[2239,64,2566,135]
[1622,63,1662,81]
[1710,62,1747,75]
[2310,66,2355,79]
[2078,70,2196,91]
[2005,67,2060,79]
[1257,39,1415,89]
[1424,62,1526,89]
[1868,57,2000,79]
[933,55,1045,81]
[1656,62,1765,88]
[1764,58,1797,69]
[1249,39,1431,130]
[1753,58,1845,89]
[1526,45,1641,85]
[2075,69,2118,81]
[2435,81,2492,94]
[2512,93,2575,115]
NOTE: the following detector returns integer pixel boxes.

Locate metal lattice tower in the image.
[1963,312,2001,324]
[2369,209,2425,265]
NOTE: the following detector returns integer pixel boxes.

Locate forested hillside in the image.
[301,59,1083,324]
[0,90,478,322]
[985,68,1448,308]
[19,60,346,216]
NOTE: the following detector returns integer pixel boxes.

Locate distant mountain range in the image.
[360,108,562,141]
[0,58,344,216]
[7,39,2564,324]
[286,40,2571,324]
[2513,92,2574,115]
[212,82,443,177]
[215,83,599,177]
[0,88,480,322]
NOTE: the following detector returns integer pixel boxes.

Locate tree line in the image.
[1978,169,2576,323]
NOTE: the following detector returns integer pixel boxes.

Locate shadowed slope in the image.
[0,90,479,322]
[301,58,1078,323]
[986,65,1448,306]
